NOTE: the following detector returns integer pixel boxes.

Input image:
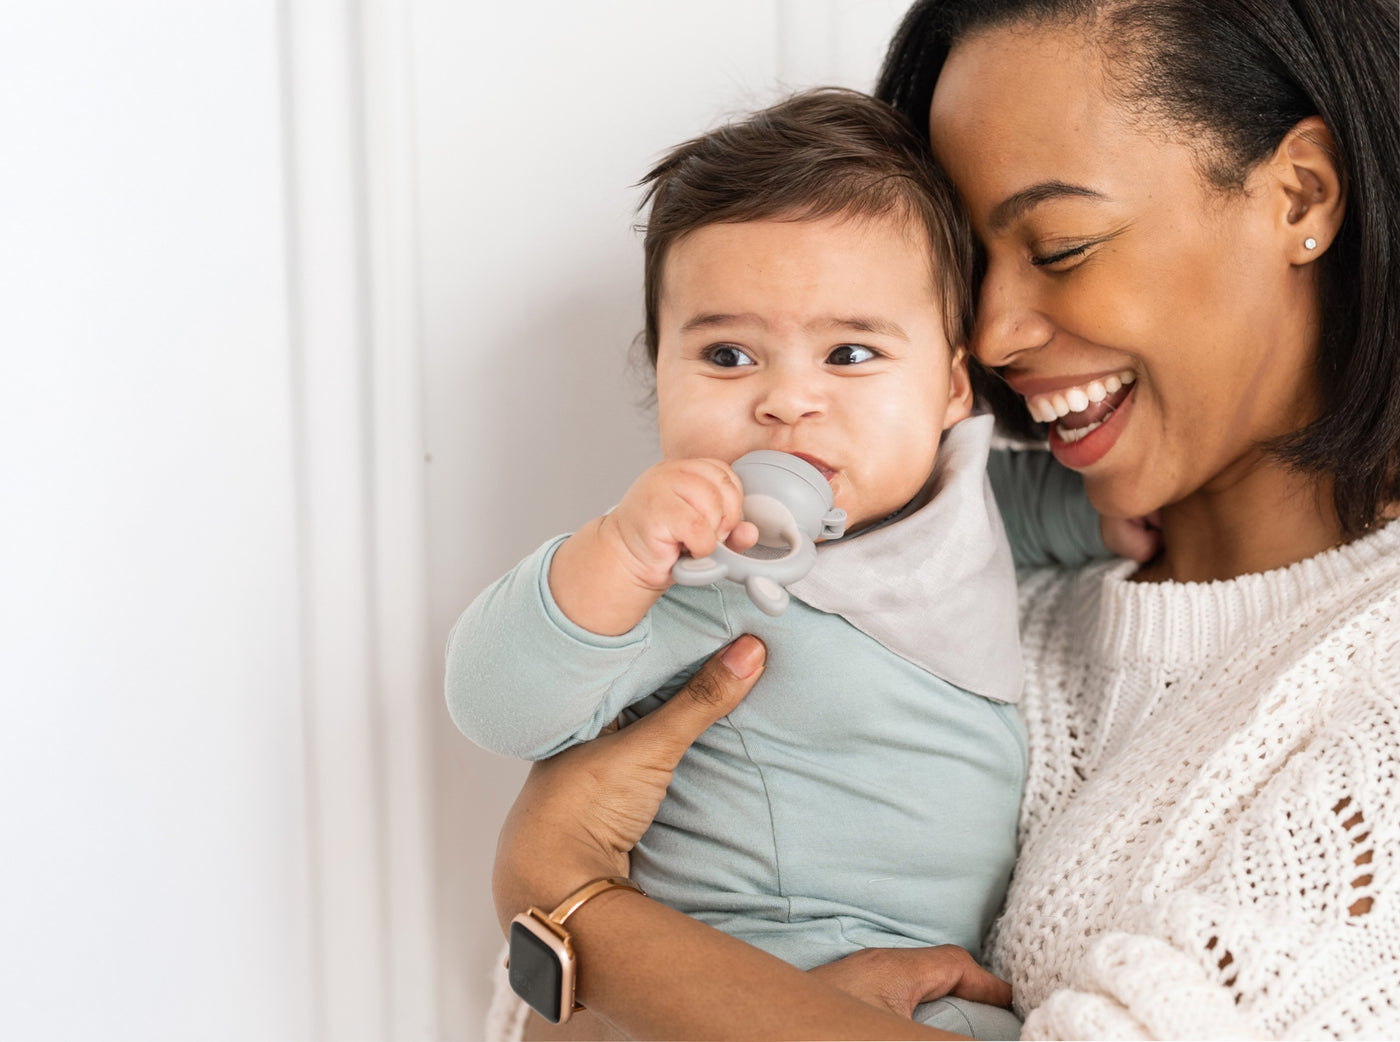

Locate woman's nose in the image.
[971,262,1055,369]
[755,368,824,426]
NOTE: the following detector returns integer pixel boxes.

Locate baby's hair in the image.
[638,87,972,368]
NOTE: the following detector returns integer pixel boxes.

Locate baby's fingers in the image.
[725,520,760,553]
[669,460,747,553]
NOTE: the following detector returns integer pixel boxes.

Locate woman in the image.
[490,0,1400,1037]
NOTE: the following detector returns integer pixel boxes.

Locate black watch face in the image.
[509,920,566,1023]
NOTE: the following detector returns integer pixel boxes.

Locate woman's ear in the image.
[942,346,975,430]
[1269,115,1346,265]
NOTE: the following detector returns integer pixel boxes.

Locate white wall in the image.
[415,1,914,1035]
[0,3,313,1039]
[0,1,916,1038]
[1,2,436,1038]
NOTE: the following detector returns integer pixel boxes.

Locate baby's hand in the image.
[602,459,756,590]
[1100,512,1162,563]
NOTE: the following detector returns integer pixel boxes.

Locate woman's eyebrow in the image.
[989,181,1106,231]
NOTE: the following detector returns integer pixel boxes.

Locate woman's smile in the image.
[1005,368,1139,466]
[929,23,1324,524]
[1016,369,1136,432]
[1045,382,1135,468]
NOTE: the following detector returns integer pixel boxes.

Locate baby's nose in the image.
[755,369,824,425]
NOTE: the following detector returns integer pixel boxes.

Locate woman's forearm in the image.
[503,882,958,1040]
[494,779,957,1040]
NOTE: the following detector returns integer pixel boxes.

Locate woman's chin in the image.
[1082,473,1166,531]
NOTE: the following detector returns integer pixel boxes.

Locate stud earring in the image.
[1304,237,1318,250]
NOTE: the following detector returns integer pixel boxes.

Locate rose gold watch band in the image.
[547,876,646,927]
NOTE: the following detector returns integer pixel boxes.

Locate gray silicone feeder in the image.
[670,450,847,616]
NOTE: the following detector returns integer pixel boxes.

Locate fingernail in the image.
[720,637,764,679]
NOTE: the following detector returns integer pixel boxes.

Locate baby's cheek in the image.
[831,480,877,534]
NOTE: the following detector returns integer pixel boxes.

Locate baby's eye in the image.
[705,344,756,368]
[827,344,878,365]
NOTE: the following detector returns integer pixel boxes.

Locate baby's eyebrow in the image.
[811,315,908,341]
[679,313,908,340]
[679,312,761,334]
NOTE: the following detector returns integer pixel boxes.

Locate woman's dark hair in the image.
[639,87,974,368]
[877,0,1400,535]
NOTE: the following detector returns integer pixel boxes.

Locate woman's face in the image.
[928,23,1322,521]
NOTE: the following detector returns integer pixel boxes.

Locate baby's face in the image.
[654,213,972,533]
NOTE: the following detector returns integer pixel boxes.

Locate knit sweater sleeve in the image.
[1020,599,1400,1040]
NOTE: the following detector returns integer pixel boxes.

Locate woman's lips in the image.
[1046,384,1136,468]
[1024,370,1136,433]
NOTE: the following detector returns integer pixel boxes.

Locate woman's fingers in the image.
[492,637,767,931]
[629,635,766,763]
[577,636,768,855]
[937,947,1013,1008]
[810,944,1012,1018]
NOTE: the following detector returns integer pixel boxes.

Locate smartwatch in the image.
[506,876,646,1024]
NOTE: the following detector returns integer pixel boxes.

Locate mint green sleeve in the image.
[443,535,732,760]
[985,447,1109,568]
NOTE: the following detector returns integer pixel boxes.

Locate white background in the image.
[1,1,912,1038]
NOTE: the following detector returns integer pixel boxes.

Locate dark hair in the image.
[639,87,973,367]
[877,0,1400,535]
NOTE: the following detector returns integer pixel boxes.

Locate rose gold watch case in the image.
[508,907,579,1024]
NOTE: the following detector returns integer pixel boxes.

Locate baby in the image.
[449,88,1106,1037]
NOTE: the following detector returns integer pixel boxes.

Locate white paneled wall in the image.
[416,1,913,1035]
[0,3,314,1039]
[1,1,916,1038]
[1,1,436,1038]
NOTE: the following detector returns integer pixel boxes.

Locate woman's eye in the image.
[1030,242,1093,269]
[705,344,755,368]
[827,344,878,365]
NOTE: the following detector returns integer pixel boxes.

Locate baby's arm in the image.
[445,535,736,760]
[445,459,748,759]
[986,447,1155,567]
[549,458,749,635]
[986,447,1103,567]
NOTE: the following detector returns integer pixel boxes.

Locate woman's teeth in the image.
[1056,420,1100,444]
[1026,370,1136,430]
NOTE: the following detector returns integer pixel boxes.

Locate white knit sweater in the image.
[995,519,1400,1040]
[484,520,1400,1040]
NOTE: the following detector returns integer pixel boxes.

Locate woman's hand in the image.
[492,635,768,930]
[810,945,1013,1019]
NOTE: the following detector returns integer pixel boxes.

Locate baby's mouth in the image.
[1025,370,1136,444]
[788,453,837,481]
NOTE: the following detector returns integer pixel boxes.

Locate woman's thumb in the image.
[634,635,765,762]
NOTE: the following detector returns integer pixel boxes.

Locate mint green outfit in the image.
[448,418,1099,1038]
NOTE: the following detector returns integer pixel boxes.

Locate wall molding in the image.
[280,0,436,1037]
[359,0,439,1036]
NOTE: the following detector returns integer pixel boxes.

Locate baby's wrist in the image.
[548,518,668,636]
[596,511,678,591]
